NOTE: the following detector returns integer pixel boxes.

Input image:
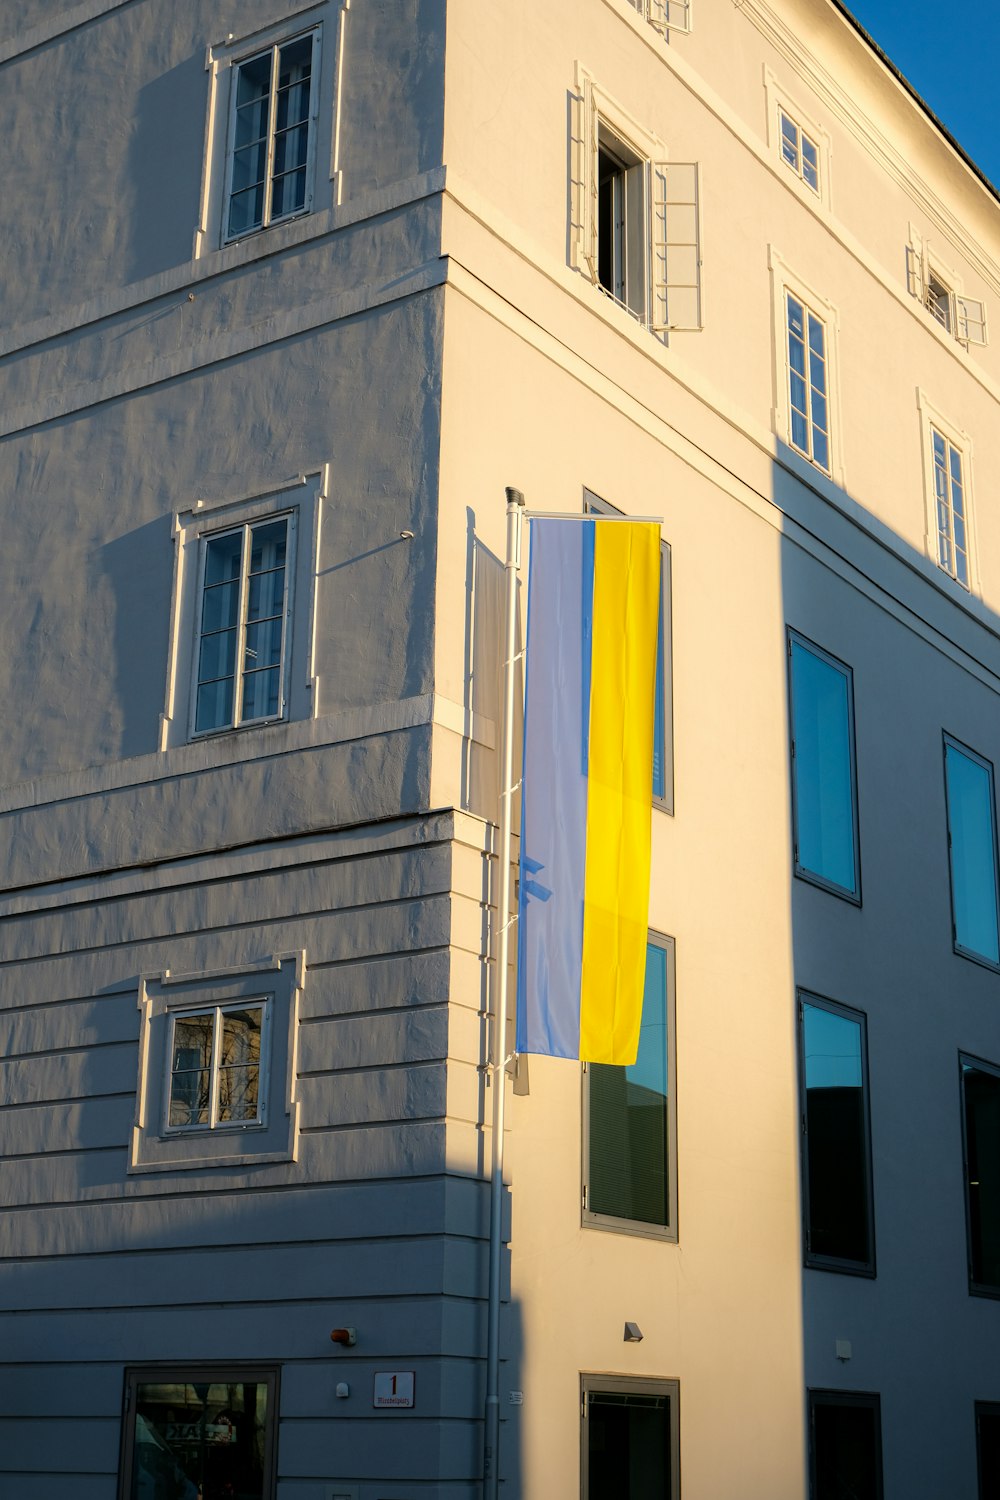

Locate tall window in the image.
[585,493,672,810]
[787,631,860,900]
[932,428,970,587]
[944,737,1000,967]
[780,109,820,192]
[786,293,830,470]
[120,1367,278,1500]
[798,994,875,1274]
[961,1056,1000,1296]
[582,1375,680,1500]
[195,517,290,735]
[584,936,677,1238]
[597,130,647,320]
[808,1391,883,1500]
[977,1403,1000,1496]
[168,1002,267,1132]
[226,32,319,240]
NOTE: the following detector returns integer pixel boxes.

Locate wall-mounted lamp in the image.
[330,1327,357,1347]
[335,1382,350,1399]
[623,1322,644,1343]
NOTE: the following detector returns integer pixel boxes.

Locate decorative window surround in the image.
[196,3,345,258]
[130,953,303,1173]
[623,0,693,36]
[906,226,987,346]
[917,391,978,593]
[160,469,324,751]
[572,66,703,334]
[769,248,845,486]
[764,68,831,208]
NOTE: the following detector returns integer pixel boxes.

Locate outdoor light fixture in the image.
[330,1327,357,1346]
[623,1322,644,1343]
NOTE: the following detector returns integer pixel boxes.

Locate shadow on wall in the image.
[102,515,174,760]
[126,56,205,286]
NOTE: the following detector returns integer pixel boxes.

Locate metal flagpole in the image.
[484,485,525,1500]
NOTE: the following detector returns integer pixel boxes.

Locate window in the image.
[808,1391,883,1500]
[585,492,673,811]
[194,517,290,735]
[198,11,343,258]
[906,231,987,345]
[223,31,320,240]
[976,1403,1000,1496]
[769,252,842,482]
[917,392,976,591]
[798,994,875,1275]
[787,631,860,901]
[786,292,830,470]
[624,0,693,35]
[573,70,702,332]
[120,1366,278,1500]
[581,1375,680,1500]
[168,1001,267,1131]
[584,935,677,1239]
[130,955,302,1172]
[944,737,1000,967]
[780,109,820,192]
[961,1055,1000,1295]
[161,472,323,751]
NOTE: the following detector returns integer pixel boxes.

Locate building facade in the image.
[2,0,1000,1495]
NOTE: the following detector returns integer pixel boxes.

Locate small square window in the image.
[906,232,988,345]
[779,109,820,193]
[624,0,693,35]
[130,955,302,1173]
[120,1366,278,1500]
[581,1375,680,1500]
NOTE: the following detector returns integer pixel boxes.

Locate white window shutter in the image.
[905,243,926,300]
[956,294,988,346]
[650,160,702,332]
[649,0,693,33]
[579,78,599,283]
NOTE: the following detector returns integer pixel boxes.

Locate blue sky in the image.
[842,0,1000,187]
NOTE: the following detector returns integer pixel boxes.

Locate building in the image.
[2,0,1000,1494]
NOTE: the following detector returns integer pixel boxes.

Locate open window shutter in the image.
[580,78,599,282]
[650,161,702,332]
[905,243,924,300]
[649,0,693,33]
[956,294,988,346]
[305,28,322,210]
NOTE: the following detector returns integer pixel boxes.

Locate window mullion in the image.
[209,1007,222,1129]
[235,525,252,726]
[262,44,280,228]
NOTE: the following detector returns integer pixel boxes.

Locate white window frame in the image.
[572,67,703,334]
[165,998,271,1134]
[623,0,693,36]
[763,70,832,209]
[196,4,343,258]
[917,390,978,592]
[130,954,303,1173]
[906,227,987,346]
[160,470,324,752]
[769,249,844,485]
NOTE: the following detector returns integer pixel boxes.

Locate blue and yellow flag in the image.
[515,516,660,1066]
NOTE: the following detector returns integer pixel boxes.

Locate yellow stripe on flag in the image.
[579,521,660,1065]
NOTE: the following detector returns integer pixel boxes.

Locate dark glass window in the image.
[961,1056,1000,1294]
[945,737,1000,966]
[788,632,860,900]
[809,1391,883,1500]
[120,1367,278,1500]
[799,995,875,1274]
[977,1403,1000,1498]
[586,938,676,1237]
[582,1377,679,1500]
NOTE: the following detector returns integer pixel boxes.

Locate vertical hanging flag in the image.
[515,516,660,1066]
